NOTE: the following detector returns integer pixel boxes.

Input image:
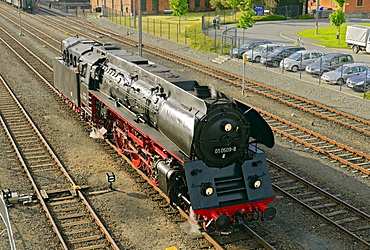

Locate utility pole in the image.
[315,0,320,35]
[18,0,23,36]
[138,0,142,56]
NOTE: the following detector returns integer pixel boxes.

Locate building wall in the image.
[91,0,212,14]
[308,0,370,13]
[343,0,370,13]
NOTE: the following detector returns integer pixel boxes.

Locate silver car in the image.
[320,63,369,85]
[280,50,324,72]
[245,44,284,63]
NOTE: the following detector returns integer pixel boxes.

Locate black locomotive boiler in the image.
[53,35,276,232]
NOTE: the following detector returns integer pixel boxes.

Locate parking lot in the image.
[225,19,370,98]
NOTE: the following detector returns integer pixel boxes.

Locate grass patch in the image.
[298,23,370,48]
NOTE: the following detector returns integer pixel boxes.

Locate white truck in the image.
[345,25,370,54]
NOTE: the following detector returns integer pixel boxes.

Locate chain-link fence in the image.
[270,5,301,19]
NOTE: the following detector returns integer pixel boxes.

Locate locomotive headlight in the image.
[205,187,214,195]
[251,179,262,189]
[223,122,233,132]
[201,183,214,196]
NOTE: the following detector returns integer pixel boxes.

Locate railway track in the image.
[0,74,120,249]
[269,158,370,247]
[1,5,368,248]
[252,105,370,176]
[0,10,61,53]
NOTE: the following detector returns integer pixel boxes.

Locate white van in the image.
[280,50,324,72]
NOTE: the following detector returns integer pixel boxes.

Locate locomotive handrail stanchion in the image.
[242,53,247,95]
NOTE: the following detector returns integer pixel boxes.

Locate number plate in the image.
[214,146,237,154]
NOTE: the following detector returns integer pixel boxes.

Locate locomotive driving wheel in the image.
[113,129,125,154]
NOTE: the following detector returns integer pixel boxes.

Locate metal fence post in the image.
[194,28,197,44]
[185,26,187,45]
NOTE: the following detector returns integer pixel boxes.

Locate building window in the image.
[141,0,146,11]
[195,0,200,9]
[152,0,158,11]
[205,0,210,9]
[356,0,363,6]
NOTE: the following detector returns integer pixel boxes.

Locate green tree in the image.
[329,9,346,44]
[333,0,347,7]
[169,0,188,33]
[210,0,226,10]
[236,0,256,29]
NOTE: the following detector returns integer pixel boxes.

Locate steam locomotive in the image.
[53,35,276,232]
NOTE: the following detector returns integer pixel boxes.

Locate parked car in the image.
[346,70,370,92]
[230,40,272,59]
[320,63,369,85]
[280,50,324,72]
[305,53,354,76]
[245,44,284,63]
[260,46,306,67]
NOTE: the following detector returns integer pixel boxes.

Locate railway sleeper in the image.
[61,219,92,227]
[346,157,364,161]
[352,225,370,232]
[53,206,82,213]
[273,179,295,185]
[334,217,360,225]
[294,191,316,197]
[301,196,325,202]
[336,153,354,157]
[356,162,370,166]
[318,144,335,149]
[64,227,95,235]
[326,148,344,153]
[31,166,57,172]
[69,235,103,244]
[311,203,338,210]
[74,243,108,250]
[281,185,305,191]
[325,210,348,217]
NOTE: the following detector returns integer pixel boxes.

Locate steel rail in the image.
[0,10,60,51]
[0,31,121,250]
[0,75,69,249]
[269,158,370,247]
[238,100,370,176]
[239,222,276,250]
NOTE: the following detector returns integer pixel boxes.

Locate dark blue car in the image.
[346,70,370,92]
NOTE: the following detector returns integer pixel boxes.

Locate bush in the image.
[252,14,286,21]
[298,14,314,19]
